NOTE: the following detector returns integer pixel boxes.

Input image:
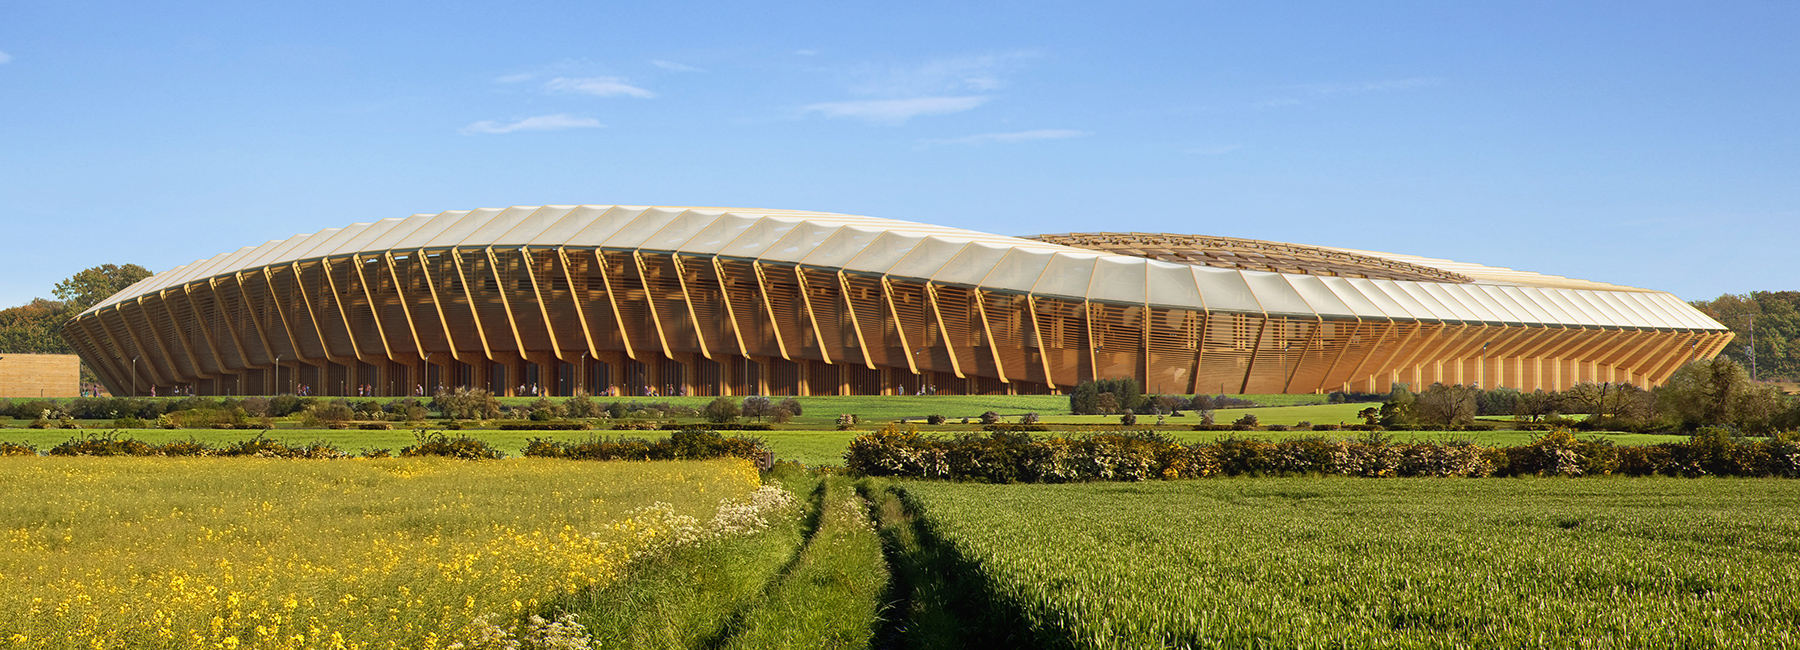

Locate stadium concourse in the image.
[61,206,1732,398]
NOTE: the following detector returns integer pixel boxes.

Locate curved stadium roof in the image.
[92,205,1725,333]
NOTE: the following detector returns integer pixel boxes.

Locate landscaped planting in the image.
[899,479,1800,649]
[0,457,773,649]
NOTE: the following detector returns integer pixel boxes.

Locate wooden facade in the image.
[61,207,1734,398]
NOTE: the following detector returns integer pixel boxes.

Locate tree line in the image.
[0,264,152,354]
[1692,290,1799,382]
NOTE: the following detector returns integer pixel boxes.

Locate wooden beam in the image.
[383,252,427,359]
[633,251,675,359]
[972,288,1009,384]
[519,247,565,361]
[882,276,920,376]
[556,247,600,358]
[417,249,464,363]
[485,246,529,354]
[793,266,832,365]
[927,283,964,379]
[593,250,637,361]
[752,261,791,361]
[713,256,751,359]
[838,271,877,370]
[670,254,712,360]
[451,248,495,361]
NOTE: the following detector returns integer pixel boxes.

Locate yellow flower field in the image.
[0,457,763,650]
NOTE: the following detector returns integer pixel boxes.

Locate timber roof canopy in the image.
[89,205,1728,333]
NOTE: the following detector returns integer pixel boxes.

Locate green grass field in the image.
[896,478,1800,649]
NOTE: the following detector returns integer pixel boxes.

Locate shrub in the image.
[527,397,564,422]
[0,442,37,456]
[740,396,771,421]
[268,394,312,417]
[1020,412,1041,425]
[777,397,803,417]
[836,414,860,430]
[1119,413,1138,426]
[1069,378,1145,415]
[564,393,602,418]
[1311,423,1340,432]
[497,422,594,431]
[401,432,504,459]
[770,406,794,424]
[925,414,946,425]
[1266,424,1290,432]
[49,433,159,457]
[1233,413,1259,427]
[979,411,1002,425]
[432,388,501,420]
[704,396,741,423]
[303,400,354,427]
[524,430,766,462]
[219,435,348,459]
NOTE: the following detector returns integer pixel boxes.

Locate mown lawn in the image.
[897,478,1800,649]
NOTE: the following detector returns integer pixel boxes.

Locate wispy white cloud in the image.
[650,59,703,73]
[546,76,656,98]
[852,51,1040,97]
[801,51,1039,126]
[927,129,1089,146]
[803,96,990,125]
[459,113,603,135]
[0,50,12,65]
[1185,144,1242,155]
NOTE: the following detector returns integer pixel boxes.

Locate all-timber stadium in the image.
[62,206,1733,398]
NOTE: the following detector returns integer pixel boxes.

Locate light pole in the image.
[274,354,281,396]
[132,356,139,398]
[423,352,432,396]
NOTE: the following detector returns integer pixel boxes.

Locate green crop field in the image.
[896,478,1800,649]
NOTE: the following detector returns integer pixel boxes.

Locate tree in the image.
[703,396,740,423]
[1414,383,1477,428]
[53,264,153,314]
[0,299,72,353]
[1655,357,1791,433]
[1692,291,1800,381]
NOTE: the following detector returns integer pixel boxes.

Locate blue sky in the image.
[2,1,1795,309]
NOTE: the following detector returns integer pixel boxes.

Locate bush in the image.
[0,442,35,456]
[1232,413,1259,427]
[740,396,771,421]
[704,396,741,424]
[565,393,602,418]
[268,394,312,417]
[497,421,594,431]
[836,414,860,430]
[770,406,794,424]
[777,397,803,417]
[1020,412,1041,425]
[1311,423,1340,432]
[524,430,766,462]
[979,411,1002,425]
[1119,413,1138,426]
[925,414,946,425]
[48,433,156,456]
[401,432,505,459]
[432,388,501,420]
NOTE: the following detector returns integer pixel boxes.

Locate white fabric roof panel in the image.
[1284,275,1358,319]
[890,237,972,281]
[1240,271,1313,316]
[1193,267,1262,314]
[1342,278,1413,320]
[77,204,1731,332]
[761,220,844,264]
[1316,277,1386,320]
[1145,260,1204,310]
[933,242,1012,286]
[494,206,578,246]
[1087,257,1148,305]
[1032,253,1099,300]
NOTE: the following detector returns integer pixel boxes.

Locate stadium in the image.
[61,206,1733,398]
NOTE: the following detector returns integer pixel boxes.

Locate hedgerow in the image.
[523,430,766,462]
[844,425,1800,482]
